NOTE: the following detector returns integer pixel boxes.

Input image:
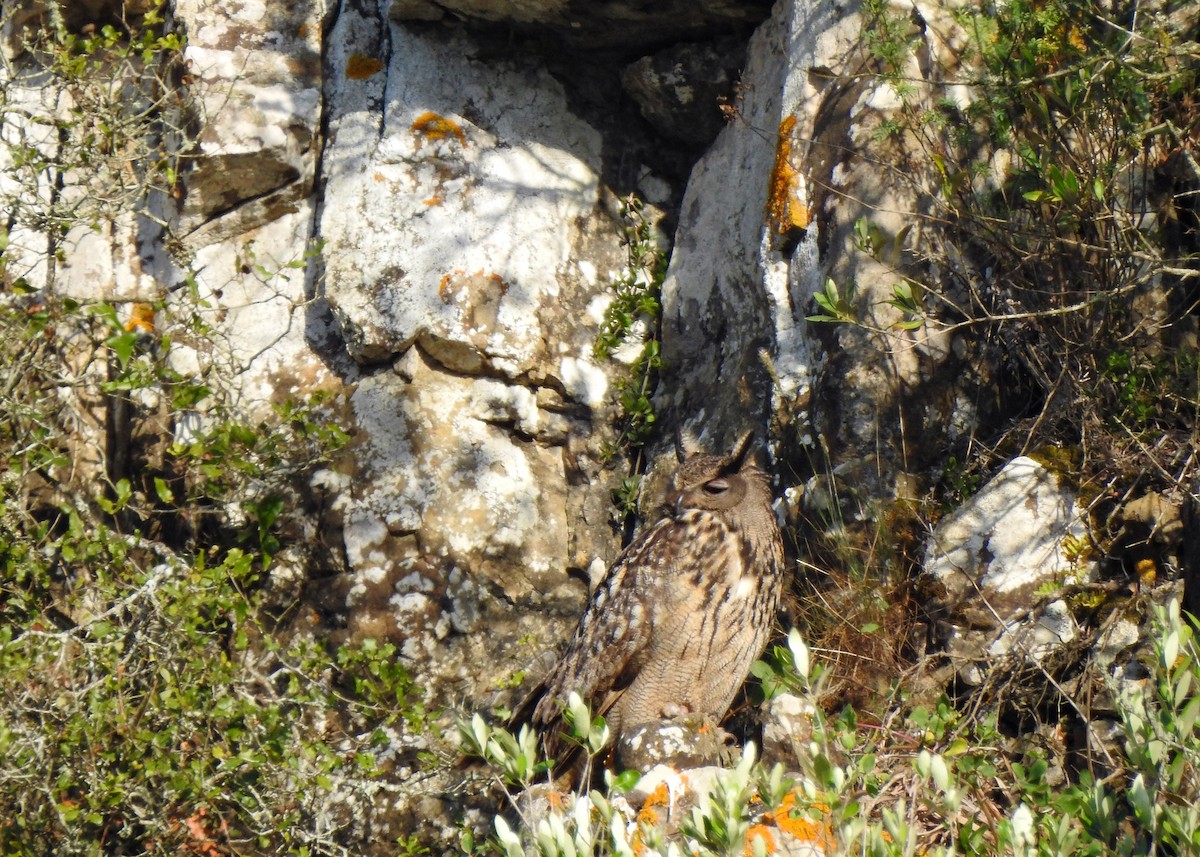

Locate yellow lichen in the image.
[345,54,384,79]
[411,111,467,146]
[1135,556,1157,588]
[124,302,156,334]
[745,824,776,855]
[1067,25,1088,53]
[764,792,835,851]
[766,114,810,235]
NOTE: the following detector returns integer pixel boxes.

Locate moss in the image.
[1024,446,1091,504]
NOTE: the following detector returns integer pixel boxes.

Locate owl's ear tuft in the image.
[676,426,702,462]
[724,431,758,473]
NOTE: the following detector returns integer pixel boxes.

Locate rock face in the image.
[388,0,774,52]
[8,0,1196,849]
[313,7,633,659]
[923,456,1096,685]
[320,19,609,375]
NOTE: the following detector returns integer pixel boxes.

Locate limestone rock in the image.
[176,0,322,237]
[388,0,773,53]
[319,17,615,380]
[621,39,745,146]
[760,692,817,769]
[653,0,828,454]
[346,349,589,602]
[924,456,1097,685]
[617,716,734,772]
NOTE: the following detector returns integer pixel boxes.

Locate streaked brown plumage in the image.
[521,432,785,765]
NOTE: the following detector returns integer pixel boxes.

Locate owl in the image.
[519,432,785,767]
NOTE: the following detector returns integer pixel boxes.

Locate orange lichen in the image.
[345,54,384,79]
[438,271,459,304]
[411,111,467,146]
[125,302,156,333]
[438,269,508,304]
[628,781,674,857]
[1067,25,1087,53]
[745,824,777,855]
[766,114,811,235]
[423,195,444,207]
[643,782,672,808]
[764,792,836,852]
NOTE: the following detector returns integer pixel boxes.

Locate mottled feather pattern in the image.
[525,434,785,764]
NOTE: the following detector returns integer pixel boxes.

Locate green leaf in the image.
[152,477,174,504]
[90,301,122,329]
[611,769,641,793]
[105,331,140,368]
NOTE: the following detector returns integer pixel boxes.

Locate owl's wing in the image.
[530,514,719,728]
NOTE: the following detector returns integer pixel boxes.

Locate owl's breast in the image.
[614,516,779,729]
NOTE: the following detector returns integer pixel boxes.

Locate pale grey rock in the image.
[1093,614,1141,671]
[617,716,732,772]
[319,18,612,379]
[182,205,341,407]
[926,457,1091,596]
[924,456,1096,684]
[654,0,832,453]
[176,0,322,237]
[307,15,631,702]
[345,347,614,607]
[0,68,169,300]
[348,363,560,595]
[761,692,816,768]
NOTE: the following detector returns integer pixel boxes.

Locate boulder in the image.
[924,456,1097,685]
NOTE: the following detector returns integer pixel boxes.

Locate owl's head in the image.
[670,432,770,514]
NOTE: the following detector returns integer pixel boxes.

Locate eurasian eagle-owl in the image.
[524,432,785,764]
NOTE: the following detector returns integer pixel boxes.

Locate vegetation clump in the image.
[850,0,1199,486]
[594,194,668,517]
[0,5,426,854]
[464,607,1200,855]
[792,0,1199,849]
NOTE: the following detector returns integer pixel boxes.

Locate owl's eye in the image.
[702,479,729,495]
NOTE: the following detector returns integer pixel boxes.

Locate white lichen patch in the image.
[558,355,608,407]
[320,23,604,375]
[347,364,568,594]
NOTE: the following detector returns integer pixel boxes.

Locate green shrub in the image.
[0,292,422,856]
[594,195,668,516]
[466,608,1200,855]
[847,0,1199,484]
[0,7,425,854]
